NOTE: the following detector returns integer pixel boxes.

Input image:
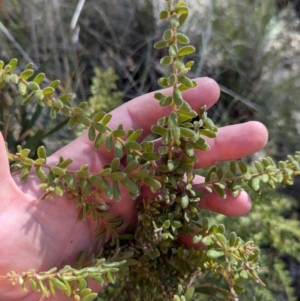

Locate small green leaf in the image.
[77,114,91,127]
[151,125,167,136]
[193,235,202,244]
[163,29,173,41]
[59,94,72,103]
[54,99,64,110]
[25,63,34,70]
[35,90,44,101]
[89,175,105,189]
[79,288,92,298]
[159,10,169,19]
[94,133,104,149]
[131,169,149,179]
[261,174,269,183]
[43,87,55,95]
[170,17,180,27]
[154,40,169,49]
[178,75,193,87]
[120,178,139,194]
[143,177,161,191]
[180,127,196,139]
[174,295,181,301]
[213,183,226,198]
[178,12,188,27]
[169,44,178,56]
[200,129,217,138]
[50,79,61,88]
[21,166,31,181]
[125,141,141,150]
[180,194,189,208]
[20,69,34,80]
[229,232,237,247]
[8,58,18,71]
[33,73,45,84]
[154,92,166,101]
[93,111,106,123]
[176,5,189,15]
[184,287,195,301]
[168,73,176,85]
[10,74,19,84]
[101,114,112,126]
[67,116,77,129]
[79,178,91,195]
[50,107,59,119]
[29,279,40,292]
[114,140,124,158]
[50,278,67,291]
[238,161,248,174]
[36,166,48,182]
[58,158,73,169]
[112,181,121,201]
[207,248,224,258]
[55,185,64,196]
[192,138,210,150]
[88,126,96,141]
[215,233,227,246]
[250,177,260,192]
[185,143,194,157]
[176,33,189,44]
[0,80,6,89]
[105,134,113,151]
[110,172,126,181]
[124,160,138,174]
[51,166,66,176]
[64,174,76,189]
[127,129,143,142]
[158,77,170,87]
[229,161,237,175]
[158,146,169,155]
[18,82,27,95]
[93,122,107,133]
[28,81,40,91]
[142,152,160,161]
[178,45,195,57]
[173,88,184,107]
[201,236,213,246]
[254,161,264,173]
[110,158,120,172]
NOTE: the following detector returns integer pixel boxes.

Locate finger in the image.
[195,121,268,168]
[108,77,220,136]
[177,191,252,250]
[199,190,252,216]
[177,234,205,250]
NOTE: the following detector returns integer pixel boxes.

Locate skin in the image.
[0,77,268,300]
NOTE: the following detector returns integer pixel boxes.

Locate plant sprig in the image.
[1,1,300,300]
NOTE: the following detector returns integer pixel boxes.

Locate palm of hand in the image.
[0,136,139,300]
[0,78,268,301]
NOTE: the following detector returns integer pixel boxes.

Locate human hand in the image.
[0,77,268,300]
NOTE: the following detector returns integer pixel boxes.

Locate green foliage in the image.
[209,187,300,300]
[88,67,123,115]
[2,1,300,300]
[0,60,69,156]
[186,0,300,159]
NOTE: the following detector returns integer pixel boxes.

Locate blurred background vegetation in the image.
[1,0,300,299]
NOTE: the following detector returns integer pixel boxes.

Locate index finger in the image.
[108,77,220,137]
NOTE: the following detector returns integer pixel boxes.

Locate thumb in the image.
[0,133,21,205]
[0,133,11,180]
